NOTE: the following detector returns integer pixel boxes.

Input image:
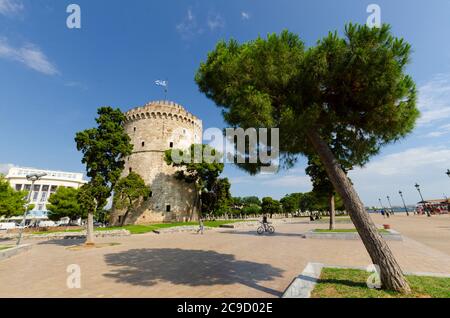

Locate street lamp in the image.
[378,198,389,218]
[415,183,430,217]
[16,172,47,246]
[399,191,409,216]
[386,196,394,215]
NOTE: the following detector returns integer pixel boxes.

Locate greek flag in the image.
[155,80,168,87]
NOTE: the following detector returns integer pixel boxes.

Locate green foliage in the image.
[241,204,262,215]
[113,172,151,224]
[113,172,151,211]
[261,197,281,215]
[75,107,133,212]
[165,144,224,191]
[0,175,28,217]
[77,184,97,217]
[195,24,419,173]
[242,196,261,206]
[280,194,297,214]
[47,187,84,222]
[165,144,227,216]
[202,178,232,216]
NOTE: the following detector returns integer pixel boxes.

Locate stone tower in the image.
[110,100,203,225]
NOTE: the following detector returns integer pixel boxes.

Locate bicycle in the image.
[257,222,275,235]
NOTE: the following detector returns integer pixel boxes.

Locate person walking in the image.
[197,218,205,235]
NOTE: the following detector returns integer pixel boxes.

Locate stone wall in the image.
[110,101,203,225]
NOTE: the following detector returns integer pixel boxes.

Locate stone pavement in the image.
[0,215,448,298]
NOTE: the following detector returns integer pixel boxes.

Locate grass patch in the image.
[313,228,389,234]
[311,268,450,298]
[0,245,12,251]
[30,220,250,235]
[94,220,248,235]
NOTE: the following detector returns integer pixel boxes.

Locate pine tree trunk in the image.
[307,129,411,293]
[85,211,95,246]
[329,192,335,231]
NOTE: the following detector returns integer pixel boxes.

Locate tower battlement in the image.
[124,100,202,129]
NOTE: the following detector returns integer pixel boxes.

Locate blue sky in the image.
[1,0,450,207]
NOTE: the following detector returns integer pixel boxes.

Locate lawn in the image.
[313,228,389,234]
[0,245,12,251]
[33,220,249,235]
[98,220,249,234]
[311,268,450,298]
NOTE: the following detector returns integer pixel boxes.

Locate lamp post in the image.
[386,196,394,215]
[378,198,389,218]
[415,183,430,217]
[16,173,47,246]
[399,191,409,216]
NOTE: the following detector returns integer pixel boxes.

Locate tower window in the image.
[141,141,145,147]
[129,167,132,173]
[133,127,136,132]
[166,205,171,213]
[169,142,174,148]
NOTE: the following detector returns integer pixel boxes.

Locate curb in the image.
[0,244,32,262]
[302,229,403,241]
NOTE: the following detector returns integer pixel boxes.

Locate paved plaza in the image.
[0,214,449,298]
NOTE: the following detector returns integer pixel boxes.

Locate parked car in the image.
[0,223,17,230]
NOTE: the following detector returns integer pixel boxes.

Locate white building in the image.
[4,167,87,220]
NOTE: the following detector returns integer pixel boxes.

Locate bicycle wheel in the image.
[268,226,275,234]
[257,227,264,235]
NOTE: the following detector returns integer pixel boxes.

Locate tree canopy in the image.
[113,172,151,226]
[47,187,84,222]
[0,175,29,217]
[195,24,418,170]
[165,144,225,217]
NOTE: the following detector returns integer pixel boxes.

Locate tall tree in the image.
[306,157,341,229]
[261,197,281,217]
[280,194,297,216]
[75,107,133,245]
[195,24,419,292]
[47,187,84,223]
[202,178,232,216]
[165,144,224,220]
[0,175,29,217]
[113,172,151,226]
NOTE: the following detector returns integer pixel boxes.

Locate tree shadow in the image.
[103,248,285,297]
[316,278,368,288]
[219,230,307,238]
[38,238,85,247]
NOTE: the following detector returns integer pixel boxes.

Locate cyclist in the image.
[262,214,269,231]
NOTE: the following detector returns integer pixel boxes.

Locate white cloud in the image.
[352,146,450,177]
[417,74,450,125]
[349,146,450,206]
[207,12,225,31]
[0,37,59,75]
[241,12,250,20]
[0,0,23,16]
[0,163,15,175]
[176,8,203,40]
[425,123,450,138]
[230,172,311,188]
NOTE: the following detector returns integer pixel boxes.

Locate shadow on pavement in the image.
[219,230,307,238]
[38,239,85,247]
[103,248,285,297]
